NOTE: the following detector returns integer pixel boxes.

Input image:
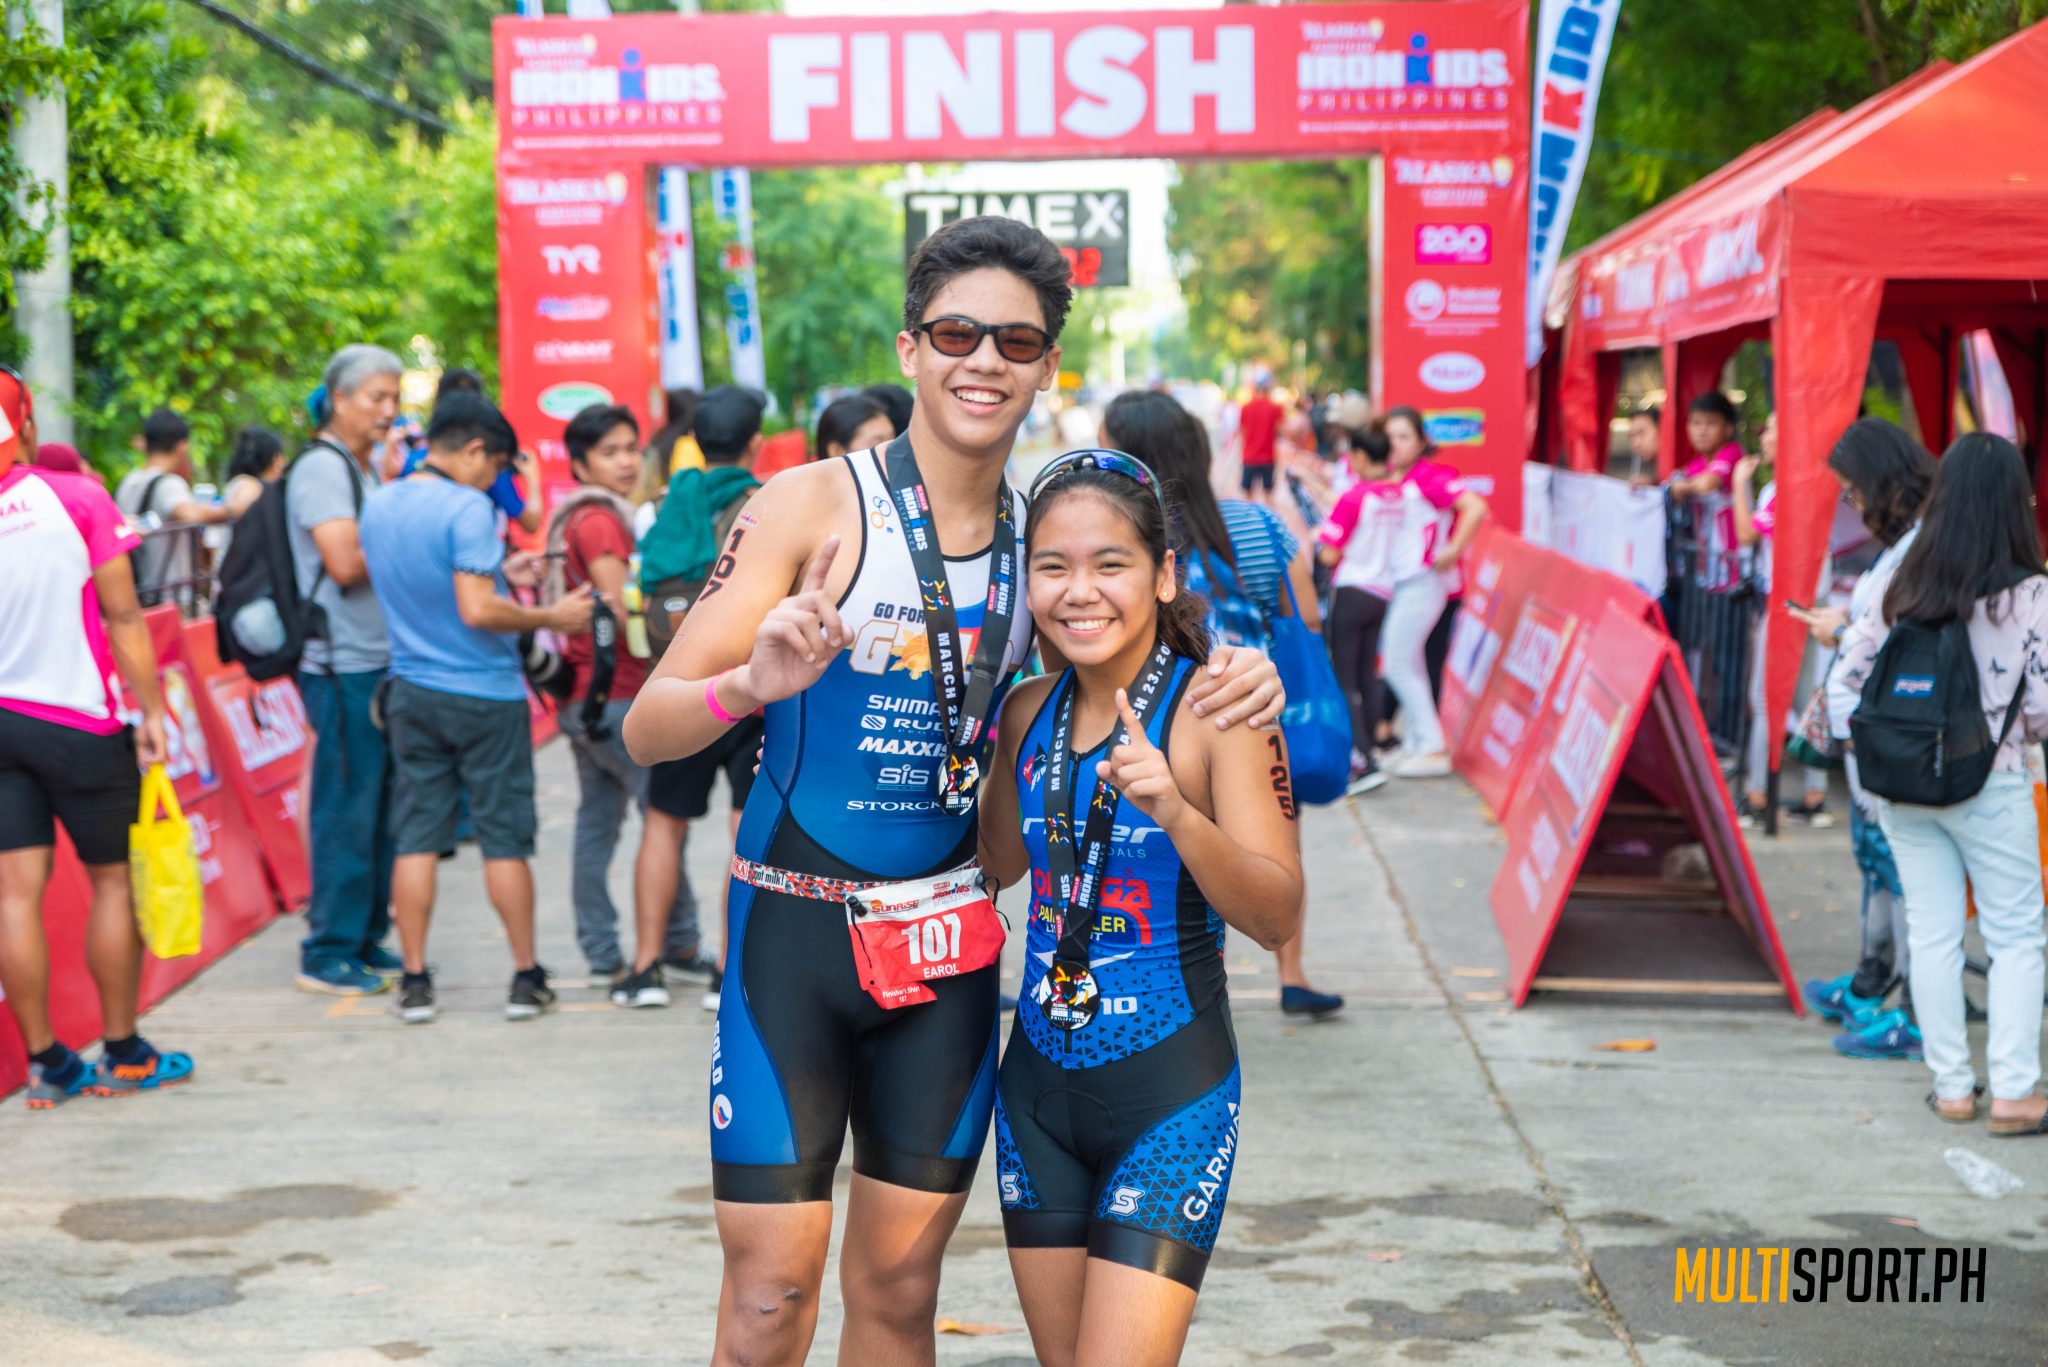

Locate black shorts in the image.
[995,1005,1241,1291]
[382,679,536,860]
[1240,463,1276,493]
[710,818,998,1204]
[649,715,763,821]
[0,708,141,866]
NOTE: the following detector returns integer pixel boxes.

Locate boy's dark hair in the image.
[1632,406,1661,425]
[1688,391,1739,426]
[1350,425,1391,464]
[142,407,190,453]
[694,385,766,464]
[902,215,1073,340]
[564,403,640,469]
[436,367,487,402]
[427,392,518,461]
[861,383,914,436]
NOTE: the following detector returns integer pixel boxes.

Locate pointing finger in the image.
[800,536,841,595]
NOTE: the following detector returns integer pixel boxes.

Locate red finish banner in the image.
[495,5,1527,167]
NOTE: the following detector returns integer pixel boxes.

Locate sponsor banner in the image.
[1578,200,1782,349]
[498,161,659,518]
[1379,155,1527,532]
[1525,0,1620,365]
[656,166,704,391]
[712,169,768,394]
[1488,597,1795,1008]
[495,5,1528,164]
[182,621,311,911]
[906,189,1131,287]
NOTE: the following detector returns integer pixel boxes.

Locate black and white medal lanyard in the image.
[1040,638,1175,1033]
[883,433,1020,817]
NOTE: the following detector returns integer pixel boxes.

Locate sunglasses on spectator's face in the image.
[914,315,1056,364]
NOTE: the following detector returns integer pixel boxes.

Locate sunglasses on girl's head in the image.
[1027,448,1168,517]
[914,315,1056,364]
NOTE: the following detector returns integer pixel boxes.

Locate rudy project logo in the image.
[537,382,615,421]
[536,294,613,323]
[1419,352,1486,394]
[1423,409,1485,447]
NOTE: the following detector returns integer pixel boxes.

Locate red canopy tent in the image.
[1543,19,2048,770]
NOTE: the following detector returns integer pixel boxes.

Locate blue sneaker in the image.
[295,959,390,996]
[90,1041,195,1097]
[358,944,406,978]
[1281,985,1346,1020]
[1803,973,1885,1028]
[1833,1009,1923,1061]
[24,1049,90,1110]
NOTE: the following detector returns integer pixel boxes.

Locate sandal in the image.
[1926,1086,1984,1124]
[1987,1101,2048,1138]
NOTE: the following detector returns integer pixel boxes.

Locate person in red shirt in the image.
[1234,377,1285,507]
[547,404,709,1007]
[0,370,194,1107]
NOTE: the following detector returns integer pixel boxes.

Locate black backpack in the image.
[213,438,360,681]
[1850,587,2033,807]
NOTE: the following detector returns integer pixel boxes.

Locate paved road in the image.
[2,746,2043,1364]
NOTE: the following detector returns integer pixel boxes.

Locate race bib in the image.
[844,868,1005,1010]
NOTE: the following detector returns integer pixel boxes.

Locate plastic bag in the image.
[129,765,203,959]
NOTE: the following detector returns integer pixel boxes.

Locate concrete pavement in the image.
[1,743,2043,1364]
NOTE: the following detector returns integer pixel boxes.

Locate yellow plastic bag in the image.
[129,765,202,959]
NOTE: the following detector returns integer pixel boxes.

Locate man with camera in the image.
[358,393,593,1025]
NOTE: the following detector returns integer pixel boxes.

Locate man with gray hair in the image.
[292,344,405,996]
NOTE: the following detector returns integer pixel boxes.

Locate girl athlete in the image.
[623,217,1282,1367]
[980,452,1304,1367]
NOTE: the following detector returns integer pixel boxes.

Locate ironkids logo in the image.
[766,24,1256,144]
[511,57,725,108]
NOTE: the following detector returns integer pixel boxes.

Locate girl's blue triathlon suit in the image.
[710,448,1033,1203]
[995,654,1243,1290]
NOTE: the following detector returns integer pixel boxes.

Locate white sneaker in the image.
[1346,767,1388,796]
[1390,752,1454,779]
[701,990,721,1013]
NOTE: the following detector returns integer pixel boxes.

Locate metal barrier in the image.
[131,522,221,619]
[1660,494,1766,818]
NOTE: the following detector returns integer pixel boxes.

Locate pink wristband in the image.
[705,672,747,726]
[707,671,757,726]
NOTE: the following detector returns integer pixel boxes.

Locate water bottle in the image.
[623,551,651,659]
[1944,1147,2024,1200]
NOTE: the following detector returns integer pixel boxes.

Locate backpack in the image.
[121,472,175,606]
[642,490,751,657]
[213,438,360,681]
[1850,591,2032,807]
[1182,540,1274,655]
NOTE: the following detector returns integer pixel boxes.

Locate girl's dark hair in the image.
[1689,391,1739,426]
[226,425,283,483]
[862,383,914,436]
[903,215,1073,340]
[1350,424,1391,464]
[1102,389,1235,570]
[814,395,887,459]
[647,387,699,464]
[1828,417,1935,547]
[1883,432,2043,626]
[1381,405,1434,455]
[1026,467,1212,664]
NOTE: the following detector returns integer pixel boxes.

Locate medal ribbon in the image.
[1042,638,1176,976]
[882,433,1020,815]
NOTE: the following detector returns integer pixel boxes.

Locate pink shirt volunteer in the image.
[0,464,145,735]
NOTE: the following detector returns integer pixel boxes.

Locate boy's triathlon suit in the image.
[997,643,1242,1291]
[712,437,1033,1202]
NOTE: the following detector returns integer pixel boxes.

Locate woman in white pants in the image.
[1829,433,2048,1136]
[1377,407,1488,778]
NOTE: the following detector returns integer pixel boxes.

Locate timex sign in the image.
[904,190,1130,288]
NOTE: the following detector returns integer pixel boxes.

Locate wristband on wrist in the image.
[705,671,746,726]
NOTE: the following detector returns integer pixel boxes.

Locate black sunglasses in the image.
[913,315,1055,364]
[1027,448,1168,518]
